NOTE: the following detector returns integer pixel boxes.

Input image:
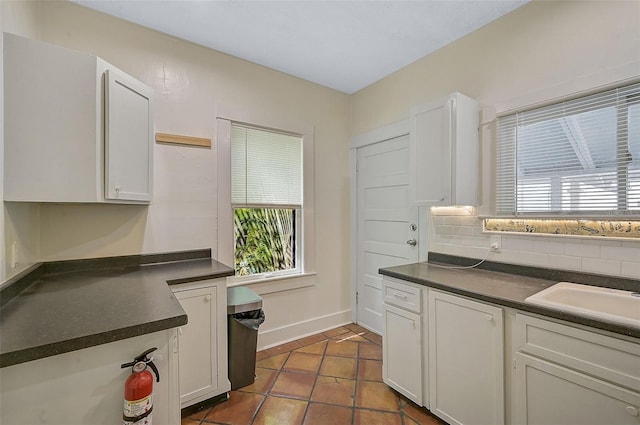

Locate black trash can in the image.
[227,287,265,390]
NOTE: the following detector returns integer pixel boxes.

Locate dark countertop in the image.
[380,259,640,340]
[0,250,234,368]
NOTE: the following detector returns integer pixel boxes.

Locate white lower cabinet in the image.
[0,330,179,425]
[513,313,640,425]
[382,277,425,406]
[172,279,230,408]
[382,277,640,425]
[514,353,640,424]
[428,289,505,425]
[383,303,423,404]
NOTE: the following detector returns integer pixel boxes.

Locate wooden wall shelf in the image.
[155,132,211,148]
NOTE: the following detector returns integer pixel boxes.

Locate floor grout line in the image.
[183,325,442,425]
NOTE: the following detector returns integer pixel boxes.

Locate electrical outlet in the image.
[490,235,502,252]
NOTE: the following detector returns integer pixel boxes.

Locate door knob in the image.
[406,239,417,246]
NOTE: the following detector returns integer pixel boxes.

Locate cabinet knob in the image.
[114,186,121,193]
[204,295,210,303]
[486,314,493,322]
[406,239,417,247]
[626,406,639,416]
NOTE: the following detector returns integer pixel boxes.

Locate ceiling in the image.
[73,0,528,94]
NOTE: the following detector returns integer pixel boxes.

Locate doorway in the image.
[354,128,419,334]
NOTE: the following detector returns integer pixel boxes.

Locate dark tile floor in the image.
[182,323,444,425]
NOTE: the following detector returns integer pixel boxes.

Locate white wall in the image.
[351,0,640,279]
[2,0,352,346]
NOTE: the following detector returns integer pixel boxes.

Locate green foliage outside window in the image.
[234,208,295,276]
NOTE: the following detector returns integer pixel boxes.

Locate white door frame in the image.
[350,119,412,326]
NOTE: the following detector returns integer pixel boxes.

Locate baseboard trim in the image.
[180,392,228,418]
[257,309,352,351]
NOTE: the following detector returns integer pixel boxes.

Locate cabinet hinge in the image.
[356,291,359,304]
[513,357,518,370]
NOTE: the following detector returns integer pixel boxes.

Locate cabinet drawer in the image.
[383,277,422,313]
[515,313,640,391]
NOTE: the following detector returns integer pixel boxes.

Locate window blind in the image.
[231,124,303,207]
[496,82,640,217]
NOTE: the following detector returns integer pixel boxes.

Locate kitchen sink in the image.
[524,282,640,329]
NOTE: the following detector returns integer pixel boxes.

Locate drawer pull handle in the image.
[626,406,639,416]
[393,293,407,300]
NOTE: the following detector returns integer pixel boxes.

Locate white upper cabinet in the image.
[3,33,153,203]
[409,92,479,206]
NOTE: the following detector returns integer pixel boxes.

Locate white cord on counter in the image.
[427,249,492,270]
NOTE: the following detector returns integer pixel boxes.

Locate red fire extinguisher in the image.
[121,347,160,425]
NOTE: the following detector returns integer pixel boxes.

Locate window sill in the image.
[227,272,317,295]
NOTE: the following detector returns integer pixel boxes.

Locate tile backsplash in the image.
[429,207,640,279]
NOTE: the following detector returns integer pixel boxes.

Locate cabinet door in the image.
[3,33,103,202]
[174,286,218,407]
[515,353,640,425]
[410,98,452,205]
[428,290,504,425]
[383,303,423,404]
[105,68,153,202]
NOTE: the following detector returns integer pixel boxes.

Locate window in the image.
[496,82,640,217]
[234,207,296,276]
[231,124,303,277]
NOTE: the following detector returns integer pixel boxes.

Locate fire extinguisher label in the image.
[123,395,153,425]
[123,412,152,425]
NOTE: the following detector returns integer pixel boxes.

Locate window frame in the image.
[495,81,640,219]
[217,118,316,292]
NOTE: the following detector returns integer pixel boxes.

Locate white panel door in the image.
[356,135,418,334]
